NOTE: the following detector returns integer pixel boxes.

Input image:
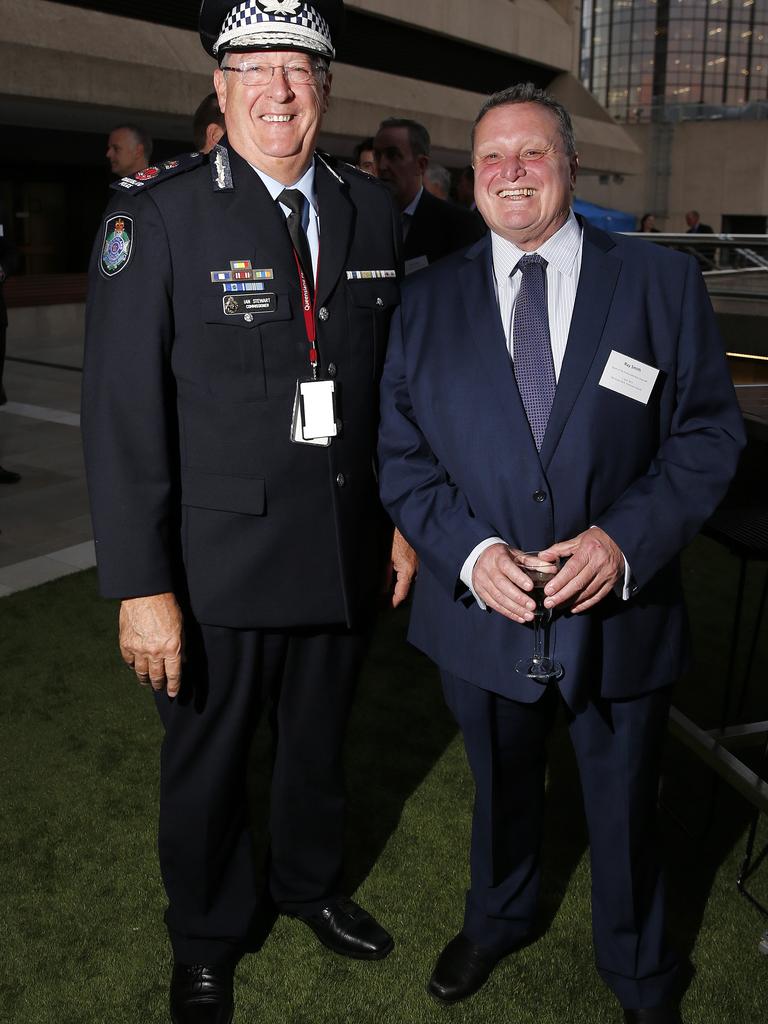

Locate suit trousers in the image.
[154,617,370,965]
[441,671,680,1009]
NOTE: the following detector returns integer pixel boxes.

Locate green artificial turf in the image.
[1,536,766,1023]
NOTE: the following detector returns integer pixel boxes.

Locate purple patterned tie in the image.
[512,254,556,450]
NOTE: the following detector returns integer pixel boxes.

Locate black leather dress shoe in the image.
[427,933,503,1004]
[170,963,234,1024]
[300,898,393,960]
[0,467,21,484]
[624,1006,683,1023]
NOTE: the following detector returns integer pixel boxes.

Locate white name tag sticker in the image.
[598,350,659,405]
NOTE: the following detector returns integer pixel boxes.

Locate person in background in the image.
[423,162,451,201]
[192,92,226,154]
[377,82,745,1024]
[685,209,713,235]
[455,165,477,209]
[684,209,716,267]
[639,212,659,233]
[105,124,152,178]
[352,137,376,176]
[373,117,484,272]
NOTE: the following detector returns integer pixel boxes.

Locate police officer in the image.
[82,3,415,1021]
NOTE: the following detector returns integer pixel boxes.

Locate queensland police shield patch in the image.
[100,214,134,278]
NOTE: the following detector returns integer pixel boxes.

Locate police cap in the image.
[199,0,344,61]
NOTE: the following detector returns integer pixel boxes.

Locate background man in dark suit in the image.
[82,2,414,1021]
[378,84,745,1024]
[685,209,716,268]
[192,91,226,154]
[373,117,484,273]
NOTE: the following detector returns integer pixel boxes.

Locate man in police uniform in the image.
[82,3,414,1021]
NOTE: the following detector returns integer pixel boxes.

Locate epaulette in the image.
[316,150,345,185]
[110,151,207,193]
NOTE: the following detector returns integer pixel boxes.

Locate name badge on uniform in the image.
[598,350,659,405]
[223,293,276,316]
[291,380,338,447]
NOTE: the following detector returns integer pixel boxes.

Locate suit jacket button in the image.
[532,490,547,503]
[327,362,337,378]
[336,473,346,488]
[318,307,330,321]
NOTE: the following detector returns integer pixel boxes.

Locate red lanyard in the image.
[291,249,319,380]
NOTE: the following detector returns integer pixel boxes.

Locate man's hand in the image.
[471,543,537,623]
[389,528,418,607]
[119,593,184,697]
[539,527,623,614]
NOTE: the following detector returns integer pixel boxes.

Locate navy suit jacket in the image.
[378,219,745,708]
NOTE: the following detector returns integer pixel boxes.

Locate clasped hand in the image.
[471,527,623,623]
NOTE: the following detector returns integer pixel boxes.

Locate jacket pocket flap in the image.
[181,469,265,515]
[346,279,400,309]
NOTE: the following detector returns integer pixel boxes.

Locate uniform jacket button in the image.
[336,472,346,488]
[532,490,547,503]
[327,362,337,378]
[318,307,330,321]
[375,297,384,307]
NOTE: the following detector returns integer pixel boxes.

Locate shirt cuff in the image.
[619,555,635,601]
[460,537,507,610]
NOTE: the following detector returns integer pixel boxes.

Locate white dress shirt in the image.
[459,211,632,606]
[251,160,320,283]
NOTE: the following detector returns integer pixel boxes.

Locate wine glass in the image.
[513,550,563,681]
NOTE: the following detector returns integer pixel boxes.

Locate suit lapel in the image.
[221,144,298,285]
[314,156,353,307]
[539,221,622,468]
[459,238,533,443]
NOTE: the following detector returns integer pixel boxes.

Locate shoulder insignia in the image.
[99,213,134,278]
[110,151,207,193]
[210,144,234,192]
[316,151,344,185]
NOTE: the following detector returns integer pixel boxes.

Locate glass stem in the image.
[532,611,547,665]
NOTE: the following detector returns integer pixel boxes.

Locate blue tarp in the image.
[573,198,636,232]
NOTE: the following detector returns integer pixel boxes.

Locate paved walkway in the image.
[0,328,95,595]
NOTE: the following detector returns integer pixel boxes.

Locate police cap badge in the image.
[199,0,344,61]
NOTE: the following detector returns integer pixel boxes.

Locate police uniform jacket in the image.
[82,142,401,629]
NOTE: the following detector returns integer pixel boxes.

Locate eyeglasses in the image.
[221,62,321,86]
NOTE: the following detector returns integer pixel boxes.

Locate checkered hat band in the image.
[215,3,333,58]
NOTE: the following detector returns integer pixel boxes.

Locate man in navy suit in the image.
[378,84,745,1023]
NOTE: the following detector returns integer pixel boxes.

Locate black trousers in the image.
[154,618,370,965]
[441,672,679,1010]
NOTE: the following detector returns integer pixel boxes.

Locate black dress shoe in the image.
[624,1006,683,1023]
[300,897,393,960]
[0,467,20,484]
[170,963,234,1024]
[427,933,503,1004]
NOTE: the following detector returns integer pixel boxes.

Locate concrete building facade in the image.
[577,0,768,233]
[0,0,638,285]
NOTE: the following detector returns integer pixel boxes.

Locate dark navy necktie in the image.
[512,253,556,450]
[279,188,313,294]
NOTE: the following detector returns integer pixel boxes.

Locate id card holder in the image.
[290,379,337,446]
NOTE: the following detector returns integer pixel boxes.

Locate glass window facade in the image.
[581,0,768,121]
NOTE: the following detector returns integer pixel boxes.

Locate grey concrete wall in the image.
[0,0,640,173]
